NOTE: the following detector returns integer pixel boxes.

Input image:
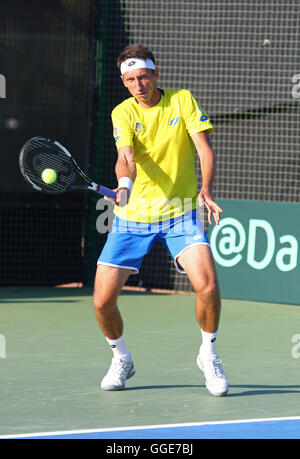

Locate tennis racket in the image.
[19,136,116,198]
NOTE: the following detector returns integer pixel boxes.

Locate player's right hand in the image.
[104,187,130,207]
[116,187,130,207]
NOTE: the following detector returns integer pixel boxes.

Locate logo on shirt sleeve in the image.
[113,126,120,143]
[197,104,209,122]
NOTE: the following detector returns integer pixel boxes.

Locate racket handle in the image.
[98,185,116,198]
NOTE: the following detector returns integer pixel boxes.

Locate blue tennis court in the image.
[1,417,300,439]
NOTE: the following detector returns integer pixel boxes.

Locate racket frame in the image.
[20,137,116,198]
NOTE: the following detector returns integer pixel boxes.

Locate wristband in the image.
[118,177,133,195]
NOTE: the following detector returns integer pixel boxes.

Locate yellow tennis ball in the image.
[41,168,57,184]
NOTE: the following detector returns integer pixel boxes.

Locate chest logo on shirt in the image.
[135,122,143,133]
[169,117,179,126]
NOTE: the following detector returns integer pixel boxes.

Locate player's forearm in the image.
[193,133,216,194]
[115,159,136,182]
[115,146,137,183]
[192,132,222,224]
[199,147,215,194]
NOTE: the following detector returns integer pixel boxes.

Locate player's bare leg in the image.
[177,244,220,333]
[93,264,130,339]
[177,244,229,396]
[93,264,136,390]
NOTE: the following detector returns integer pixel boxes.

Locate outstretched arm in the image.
[191,131,223,225]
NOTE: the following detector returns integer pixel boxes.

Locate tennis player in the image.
[93,44,229,397]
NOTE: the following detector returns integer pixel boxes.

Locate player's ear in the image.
[120,75,127,88]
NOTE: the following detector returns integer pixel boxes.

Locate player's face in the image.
[122,68,159,107]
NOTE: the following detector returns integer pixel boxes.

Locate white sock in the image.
[199,329,218,359]
[106,334,131,361]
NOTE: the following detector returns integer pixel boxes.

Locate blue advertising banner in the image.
[209,200,300,305]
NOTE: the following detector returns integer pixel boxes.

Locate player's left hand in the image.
[198,189,223,225]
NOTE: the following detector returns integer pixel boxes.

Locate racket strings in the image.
[21,138,76,193]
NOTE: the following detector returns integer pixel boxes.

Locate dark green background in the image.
[209,199,300,305]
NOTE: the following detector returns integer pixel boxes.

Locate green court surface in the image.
[0,287,299,437]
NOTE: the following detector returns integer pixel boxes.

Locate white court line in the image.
[1,416,300,439]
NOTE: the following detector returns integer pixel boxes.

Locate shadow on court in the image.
[0,299,81,303]
[126,384,204,391]
[0,286,93,300]
[226,385,300,397]
[125,384,300,397]
[0,286,166,301]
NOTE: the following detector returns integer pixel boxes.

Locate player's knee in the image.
[194,277,218,300]
[93,292,114,314]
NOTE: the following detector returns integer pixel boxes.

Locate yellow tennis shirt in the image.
[111,88,214,222]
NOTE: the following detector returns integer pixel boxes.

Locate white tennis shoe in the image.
[197,354,229,397]
[101,357,136,391]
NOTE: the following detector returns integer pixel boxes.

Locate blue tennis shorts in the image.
[97,209,210,274]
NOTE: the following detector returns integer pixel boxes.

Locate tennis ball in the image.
[41,168,57,184]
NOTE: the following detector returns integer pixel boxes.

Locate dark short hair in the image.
[117,44,155,69]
